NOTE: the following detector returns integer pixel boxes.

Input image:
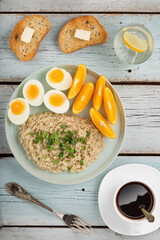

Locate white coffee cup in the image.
[113,180,156,234]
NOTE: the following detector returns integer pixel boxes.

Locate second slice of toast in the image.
[58,15,108,53]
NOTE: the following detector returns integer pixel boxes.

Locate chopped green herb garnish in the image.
[42,131,48,139]
[68,130,73,136]
[32,128,87,161]
[68,166,72,171]
[59,143,65,151]
[54,139,59,144]
[72,131,77,135]
[66,141,69,145]
[81,146,86,151]
[49,133,54,139]
[66,146,73,153]
[58,152,64,159]
[61,124,67,129]
[68,152,75,158]
[62,137,67,142]
[46,138,53,146]
[38,158,40,161]
[78,137,84,142]
[46,146,54,151]
[54,132,59,139]
[80,159,84,165]
[66,147,76,154]
[34,139,39,144]
[86,131,90,137]
[53,160,60,164]
[59,143,63,148]
[30,132,35,135]
[66,160,71,162]
[34,132,44,144]
[71,138,76,145]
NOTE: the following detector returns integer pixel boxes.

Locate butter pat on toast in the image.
[9,15,50,61]
[58,15,108,53]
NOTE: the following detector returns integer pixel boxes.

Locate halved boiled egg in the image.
[46,68,72,90]
[23,79,44,106]
[8,98,30,125]
[44,90,69,113]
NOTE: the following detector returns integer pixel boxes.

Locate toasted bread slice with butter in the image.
[58,15,108,53]
[9,15,50,61]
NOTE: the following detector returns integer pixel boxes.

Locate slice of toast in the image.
[58,15,108,53]
[9,15,50,61]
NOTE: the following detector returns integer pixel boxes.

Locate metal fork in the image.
[6,182,92,236]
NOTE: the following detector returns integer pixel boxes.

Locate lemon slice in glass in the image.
[123,31,148,53]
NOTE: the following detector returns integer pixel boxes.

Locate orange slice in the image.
[68,63,86,99]
[93,75,106,111]
[103,87,117,125]
[90,108,116,138]
[123,31,148,53]
[72,82,94,114]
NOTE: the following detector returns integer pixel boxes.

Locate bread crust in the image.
[58,15,108,53]
[9,15,50,61]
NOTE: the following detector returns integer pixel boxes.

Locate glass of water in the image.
[114,24,153,64]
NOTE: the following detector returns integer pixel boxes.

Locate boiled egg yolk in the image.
[25,84,39,100]
[48,69,64,83]
[44,90,70,114]
[10,99,26,115]
[49,93,65,107]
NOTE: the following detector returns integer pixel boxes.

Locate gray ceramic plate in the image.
[5,65,125,184]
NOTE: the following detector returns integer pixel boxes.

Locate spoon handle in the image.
[140,207,155,223]
[6,182,54,213]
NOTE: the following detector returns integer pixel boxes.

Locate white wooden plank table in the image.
[0,1,160,240]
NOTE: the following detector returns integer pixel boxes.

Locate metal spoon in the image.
[140,206,155,223]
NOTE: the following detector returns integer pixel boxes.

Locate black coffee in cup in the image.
[116,182,154,219]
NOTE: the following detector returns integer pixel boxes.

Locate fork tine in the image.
[71,224,90,236]
[75,216,92,229]
[73,220,91,233]
[70,226,89,236]
[70,226,84,234]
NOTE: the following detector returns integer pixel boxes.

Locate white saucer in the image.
[98,164,160,236]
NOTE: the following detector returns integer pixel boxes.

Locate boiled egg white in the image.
[44,90,69,113]
[8,98,30,125]
[46,68,72,90]
[23,79,44,106]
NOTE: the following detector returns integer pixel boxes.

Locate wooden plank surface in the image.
[1,84,160,154]
[1,227,160,240]
[0,0,160,12]
[1,5,160,240]
[0,156,160,226]
[0,14,160,83]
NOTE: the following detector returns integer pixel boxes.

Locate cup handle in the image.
[134,223,141,233]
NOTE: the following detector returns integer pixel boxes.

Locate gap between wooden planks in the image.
[0,0,160,12]
[0,227,159,240]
